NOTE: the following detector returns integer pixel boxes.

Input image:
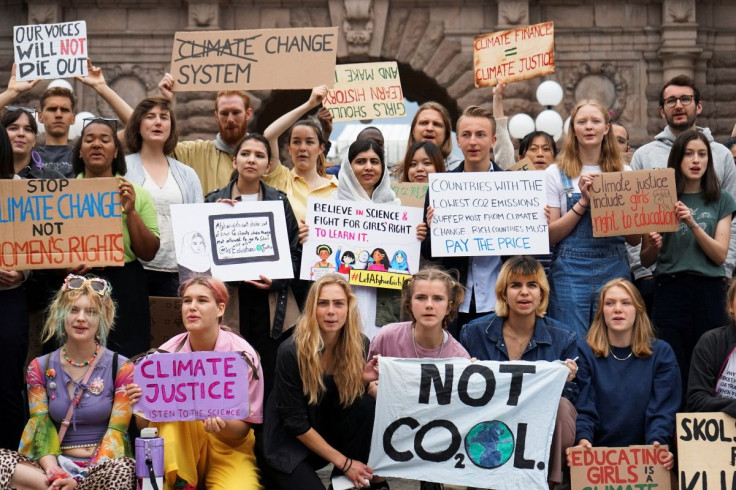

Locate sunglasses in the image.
[64,274,111,296]
[83,117,118,132]
[5,105,37,118]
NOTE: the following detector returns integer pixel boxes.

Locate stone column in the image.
[658,0,702,81]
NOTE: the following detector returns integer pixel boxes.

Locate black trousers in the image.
[0,286,29,449]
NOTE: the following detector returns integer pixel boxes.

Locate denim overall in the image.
[547,170,630,338]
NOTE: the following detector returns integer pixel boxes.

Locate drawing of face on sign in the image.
[390,250,410,274]
[178,231,212,282]
[353,250,370,270]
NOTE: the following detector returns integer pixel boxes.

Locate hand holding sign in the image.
[6,63,41,96]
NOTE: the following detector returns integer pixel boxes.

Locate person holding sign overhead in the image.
[124,96,204,297]
[263,86,337,222]
[71,118,160,358]
[460,256,578,489]
[641,129,736,398]
[545,100,639,338]
[0,274,136,489]
[570,278,679,470]
[263,274,386,490]
[127,275,264,490]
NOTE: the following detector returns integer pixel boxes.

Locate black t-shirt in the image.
[36,145,75,177]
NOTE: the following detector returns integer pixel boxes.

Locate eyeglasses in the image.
[663,95,695,108]
[64,274,111,296]
[83,117,118,132]
[4,105,37,117]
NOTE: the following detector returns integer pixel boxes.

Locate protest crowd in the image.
[3,18,736,490]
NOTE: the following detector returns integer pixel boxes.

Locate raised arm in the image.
[76,59,134,139]
[263,85,327,166]
[0,63,41,108]
[492,80,515,170]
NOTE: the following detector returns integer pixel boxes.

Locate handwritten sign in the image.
[474,22,555,87]
[14,21,88,81]
[170,26,337,91]
[428,172,548,257]
[324,62,405,122]
[170,201,294,282]
[300,198,422,289]
[508,157,533,172]
[569,445,672,490]
[590,168,678,237]
[369,358,568,488]
[677,412,736,490]
[390,182,428,208]
[0,178,123,270]
[133,351,248,422]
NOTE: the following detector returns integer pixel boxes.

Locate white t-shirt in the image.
[545,163,631,213]
[142,168,183,272]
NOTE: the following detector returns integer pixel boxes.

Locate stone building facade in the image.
[1,0,735,146]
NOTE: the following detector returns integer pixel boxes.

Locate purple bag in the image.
[135,428,164,489]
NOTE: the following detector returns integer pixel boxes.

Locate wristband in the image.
[571,206,584,217]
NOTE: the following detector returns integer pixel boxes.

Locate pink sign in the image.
[133,351,249,422]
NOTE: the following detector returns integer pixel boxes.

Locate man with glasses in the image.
[629,75,736,306]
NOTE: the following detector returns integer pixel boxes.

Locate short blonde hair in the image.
[494,256,549,318]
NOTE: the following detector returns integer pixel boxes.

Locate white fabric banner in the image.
[369,358,567,489]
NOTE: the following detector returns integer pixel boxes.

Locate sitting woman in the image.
[687,280,736,415]
[0,274,136,489]
[460,256,578,489]
[128,276,264,490]
[263,274,386,490]
[569,278,680,470]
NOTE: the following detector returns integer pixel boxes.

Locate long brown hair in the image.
[408,102,454,158]
[294,274,365,406]
[558,100,623,178]
[586,278,654,358]
[289,120,327,177]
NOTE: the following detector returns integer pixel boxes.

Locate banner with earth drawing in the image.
[368,358,568,488]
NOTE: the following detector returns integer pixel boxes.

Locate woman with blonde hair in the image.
[0,274,136,489]
[569,278,680,470]
[460,256,578,489]
[545,100,639,337]
[263,274,386,490]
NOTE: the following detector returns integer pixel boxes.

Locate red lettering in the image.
[224,357,236,377]
[205,357,222,375]
[208,381,221,399]
[140,360,155,378]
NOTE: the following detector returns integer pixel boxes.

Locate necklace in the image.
[609,348,632,361]
[412,327,445,359]
[62,344,99,367]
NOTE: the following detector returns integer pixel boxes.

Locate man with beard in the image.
[629,75,736,297]
[159,73,252,194]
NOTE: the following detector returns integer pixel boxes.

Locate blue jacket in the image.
[459,312,579,401]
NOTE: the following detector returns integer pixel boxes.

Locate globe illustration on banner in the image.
[464,420,515,469]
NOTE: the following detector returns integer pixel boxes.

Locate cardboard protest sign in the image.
[170,201,293,282]
[149,296,184,349]
[369,358,568,488]
[590,168,678,237]
[0,178,123,270]
[474,21,554,87]
[390,182,428,208]
[300,198,422,289]
[677,412,736,490]
[324,62,405,122]
[507,157,534,172]
[170,26,337,91]
[569,445,672,490]
[133,351,248,422]
[428,172,548,257]
[14,21,88,81]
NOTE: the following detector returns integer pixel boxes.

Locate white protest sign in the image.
[369,358,568,488]
[323,61,406,122]
[14,21,88,81]
[171,201,294,282]
[301,198,422,289]
[428,172,548,257]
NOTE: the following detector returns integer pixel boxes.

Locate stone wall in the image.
[2,0,736,146]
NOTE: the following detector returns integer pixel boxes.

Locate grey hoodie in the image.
[630,125,736,277]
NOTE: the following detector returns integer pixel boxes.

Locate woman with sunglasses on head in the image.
[1,106,65,179]
[0,274,136,489]
[72,118,160,358]
[127,275,264,490]
[124,96,204,297]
